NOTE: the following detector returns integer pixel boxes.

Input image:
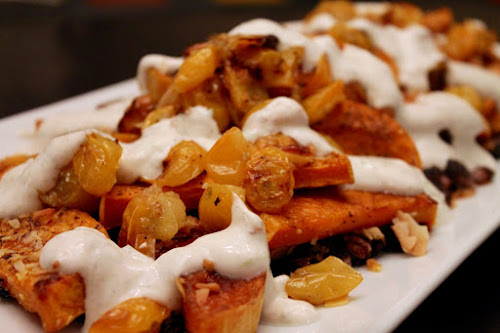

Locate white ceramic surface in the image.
[1,80,499,333]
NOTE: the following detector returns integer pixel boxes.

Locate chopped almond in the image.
[391,211,430,256]
[358,226,385,243]
[195,288,211,306]
[195,282,221,293]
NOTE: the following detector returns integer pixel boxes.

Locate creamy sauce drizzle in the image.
[398,92,496,171]
[344,156,428,196]
[40,194,270,332]
[313,35,404,111]
[261,272,319,325]
[229,18,403,112]
[242,97,338,156]
[117,106,221,183]
[295,11,445,92]
[345,155,449,224]
[137,54,184,93]
[0,131,89,219]
[446,60,500,108]
[348,18,446,92]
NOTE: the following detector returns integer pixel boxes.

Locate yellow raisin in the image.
[73,133,122,196]
[203,127,251,186]
[40,165,98,212]
[198,183,245,232]
[89,298,170,333]
[286,256,363,305]
[243,147,294,213]
[157,141,206,187]
[328,23,373,50]
[445,85,484,112]
[173,44,220,93]
[121,186,186,257]
[141,105,176,130]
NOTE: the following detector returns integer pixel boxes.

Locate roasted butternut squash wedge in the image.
[0,209,108,332]
[179,269,266,333]
[100,154,354,228]
[261,188,436,250]
[293,153,353,189]
[313,100,422,167]
[99,185,146,229]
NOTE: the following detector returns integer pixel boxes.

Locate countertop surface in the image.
[0,1,499,332]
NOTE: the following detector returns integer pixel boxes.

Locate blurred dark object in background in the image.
[0,0,316,117]
[1,0,499,117]
[0,2,499,330]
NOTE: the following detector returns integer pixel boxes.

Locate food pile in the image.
[0,1,499,332]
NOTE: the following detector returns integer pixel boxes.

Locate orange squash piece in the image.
[313,100,422,167]
[0,209,108,332]
[179,269,266,333]
[99,185,146,229]
[261,188,437,250]
[100,153,354,229]
[293,153,353,189]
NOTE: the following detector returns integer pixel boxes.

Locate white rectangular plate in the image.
[1,80,499,333]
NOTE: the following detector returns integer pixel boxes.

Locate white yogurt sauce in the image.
[117,106,221,183]
[446,60,500,108]
[40,194,270,332]
[398,92,496,171]
[242,97,339,156]
[345,155,450,224]
[229,18,403,112]
[348,18,446,92]
[261,272,319,325]
[0,131,89,219]
[137,54,184,93]
[36,98,132,140]
[313,35,404,112]
[344,156,428,196]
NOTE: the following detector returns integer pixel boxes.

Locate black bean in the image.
[445,160,474,190]
[428,61,447,91]
[424,167,452,194]
[471,167,494,185]
[344,235,372,261]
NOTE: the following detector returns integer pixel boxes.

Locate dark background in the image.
[1,0,499,332]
